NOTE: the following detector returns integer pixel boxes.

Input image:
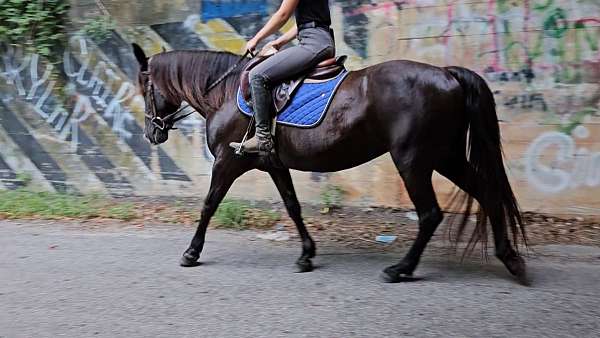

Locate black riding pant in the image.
[250,27,336,85]
[248,27,335,136]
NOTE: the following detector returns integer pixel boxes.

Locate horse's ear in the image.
[132,43,148,71]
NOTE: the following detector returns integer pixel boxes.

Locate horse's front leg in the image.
[180,155,248,267]
[268,168,315,272]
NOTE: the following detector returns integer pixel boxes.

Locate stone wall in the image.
[0,0,598,216]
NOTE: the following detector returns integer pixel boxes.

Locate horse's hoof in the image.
[296,258,313,273]
[180,252,200,267]
[514,268,531,286]
[380,267,421,283]
[502,255,530,286]
[516,272,531,286]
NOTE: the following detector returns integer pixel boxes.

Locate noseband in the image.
[142,50,253,132]
[142,71,192,131]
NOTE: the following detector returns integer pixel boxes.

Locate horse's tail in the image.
[444,66,527,254]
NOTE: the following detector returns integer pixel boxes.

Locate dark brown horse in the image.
[132,43,528,284]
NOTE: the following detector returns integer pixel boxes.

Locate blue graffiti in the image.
[201,0,268,20]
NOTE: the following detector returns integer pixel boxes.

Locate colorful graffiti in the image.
[1,0,599,214]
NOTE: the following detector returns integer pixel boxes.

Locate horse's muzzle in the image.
[147,127,169,145]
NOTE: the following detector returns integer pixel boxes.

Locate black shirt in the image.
[295,0,331,26]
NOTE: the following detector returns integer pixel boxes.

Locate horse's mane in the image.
[147,50,245,114]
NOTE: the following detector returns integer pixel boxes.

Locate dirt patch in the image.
[5,194,599,250]
[114,197,600,250]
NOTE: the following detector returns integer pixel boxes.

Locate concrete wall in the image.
[0,0,598,216]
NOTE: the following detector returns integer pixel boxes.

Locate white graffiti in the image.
[525,127,600,193]
[64,36,138,141]
[0,36,138,150]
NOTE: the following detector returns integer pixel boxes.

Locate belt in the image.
[298,21,331,31]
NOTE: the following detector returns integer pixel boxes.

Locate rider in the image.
[229,0,335,155]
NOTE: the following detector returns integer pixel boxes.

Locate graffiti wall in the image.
[0,0,598,216]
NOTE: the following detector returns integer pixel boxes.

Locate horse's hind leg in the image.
[269,168,316,272]
[436,157,527,284]
[381,159,443,282]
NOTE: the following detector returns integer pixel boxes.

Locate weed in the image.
[320,184,346,211]
[15,172,32,187]
[81,16,116,44]
[214,199,280,230]
[106,203,136,221]
[0,189,136,220]
[214,199,248,229]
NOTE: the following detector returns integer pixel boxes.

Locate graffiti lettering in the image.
[525,129,600,193]
[503,93,548,111]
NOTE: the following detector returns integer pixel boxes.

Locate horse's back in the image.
[363,59,466,143]
[276,59,466,172]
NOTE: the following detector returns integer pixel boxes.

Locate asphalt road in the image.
[1,220,600,338]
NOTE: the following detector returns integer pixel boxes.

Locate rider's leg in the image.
[230,27,334,155]
[236,72,274,155]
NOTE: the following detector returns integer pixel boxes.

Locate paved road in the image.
[1,220,600,338]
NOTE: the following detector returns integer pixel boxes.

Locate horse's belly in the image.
[282,149,388,172]
[277,124,388,172]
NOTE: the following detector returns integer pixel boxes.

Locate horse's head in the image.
[132,43,181,145]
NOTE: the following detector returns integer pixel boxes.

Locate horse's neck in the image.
[176,51,240,119]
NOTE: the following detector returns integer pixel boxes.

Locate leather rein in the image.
[143,50,253,131]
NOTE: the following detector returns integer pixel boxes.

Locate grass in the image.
[0,190,277,229]
[320,184,346,212]
[0,189,136,221]
[214,199,280,230]
[214,199,248,229]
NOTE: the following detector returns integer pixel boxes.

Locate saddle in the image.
[240,54,347,112]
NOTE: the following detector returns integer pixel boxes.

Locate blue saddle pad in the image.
[237,71,349,128]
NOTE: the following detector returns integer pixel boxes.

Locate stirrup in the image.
[232,115,276,156]
[233,115,255,155]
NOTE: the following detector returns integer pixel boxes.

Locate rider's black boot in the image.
[230,74,274,155]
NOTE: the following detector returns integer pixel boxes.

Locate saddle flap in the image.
[240,55,271,101]
[273,77,305,112]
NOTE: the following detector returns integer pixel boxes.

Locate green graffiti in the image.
[557,107,599,135]
[543,8,568,38]
[533,0,555,11]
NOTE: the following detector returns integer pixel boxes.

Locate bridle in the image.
[142,50,253,132]
[142,72,191,131]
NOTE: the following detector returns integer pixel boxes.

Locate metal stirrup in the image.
[235,115,255,155]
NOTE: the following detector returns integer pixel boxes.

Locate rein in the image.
[143,50,253,131]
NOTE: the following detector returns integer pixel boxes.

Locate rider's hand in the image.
[265,39,283,51]
[258,40,282,56]
[245,38,259,53]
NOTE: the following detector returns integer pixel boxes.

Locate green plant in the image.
[107,203,136,221]
[0,0,70,64]
[0,189,137,221]
[15,172,32,187]
[320,184,346,211]
[213,199,280,230]
[80,16,116,44]
[214,199,248,229]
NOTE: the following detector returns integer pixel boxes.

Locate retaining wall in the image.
[0,0,598,216]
